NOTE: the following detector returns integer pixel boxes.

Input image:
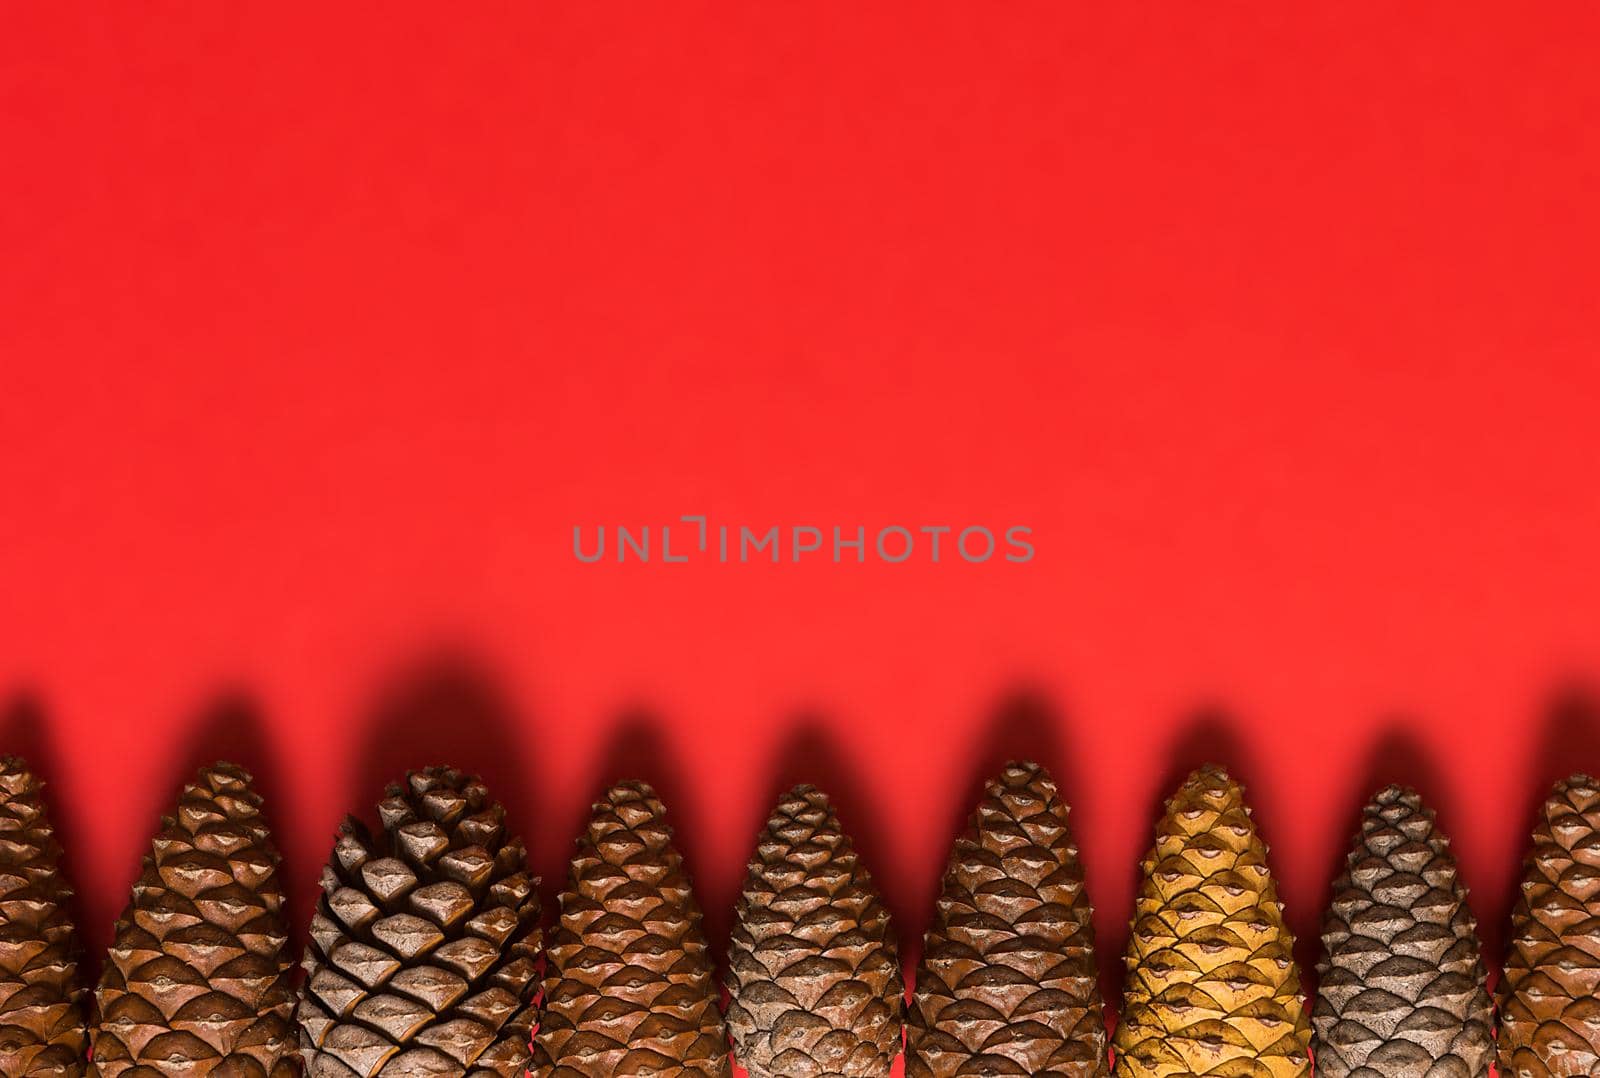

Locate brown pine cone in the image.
[92,762,297,1076]
[297,766,541,1077]
[1499,773,1600,1078]
[0,757,87,1076]
[534,780,729,1076]
[1313,785,1492,1077]
[726,784,901,1078]
[906,761,1107,1078]
[1113,765,1311,1078]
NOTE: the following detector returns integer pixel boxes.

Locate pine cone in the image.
[726,785,901,1078]
[1113,765,1311,1078]
[1312,785,1492,1078]
[92,762,296,1076]
[906,761,1107,1078]
[297,766,541,1077]
[1499,773,1600,1078]
[534,780,729,1076]
[0,757,87,1076]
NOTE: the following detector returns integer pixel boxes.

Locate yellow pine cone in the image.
[1114,765,1311,1078]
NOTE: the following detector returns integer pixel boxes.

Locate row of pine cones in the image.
[1,756,1596,1077]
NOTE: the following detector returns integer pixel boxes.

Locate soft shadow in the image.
[1158,708,1254,800]
[585,712,699,839]
[564,714,711,939]
[1120,710,1257,1006]
[0,692,65,781]
[1526,684,1600,790]
[935,688,1072,872]
[1491,686,1600,978]
[1304,723,1456,1001]
[1328,723,1455,902]
[940,688,1119,1017]
[758,719,904,932]
[1144,707,1256,910]
[164,692,288,814]
[349,655,533,837]
[160,693,307,952]
[1352,722,1451,814]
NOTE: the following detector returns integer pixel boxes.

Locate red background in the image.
[4,5,1600,1070]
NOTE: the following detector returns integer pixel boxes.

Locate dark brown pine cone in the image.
[906,761,1106,1078]
[1499,773,1600,1078]
[534,780,730,1076]
[1313,785,1492,1077]
[92,762,297,1076]
[725,785,901,1078]
[297,766,540,1077]
[0,757,87,1076]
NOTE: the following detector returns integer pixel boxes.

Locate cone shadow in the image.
[165,692,287,817]
[1304,723,1458,1003]
[758,719,904,931]
[1145,710,1258,905]
[565,714,715,940]
[1527,683,1600,790]
[1337,723,1457,897]
[1118,711,1261,1014]
[926,691,1086,931]
[158,693,309,954]
[0,692,64,781]
[1491,685,1600,980]
[1352,723,1451,814]
[936,688,1119,1030]
[935,688,1073,874]
[586,712,698,831]
[349,654,532,836]
[1158,709,1254,801]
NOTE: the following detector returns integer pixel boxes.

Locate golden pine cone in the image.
[1113,765,1311,1078]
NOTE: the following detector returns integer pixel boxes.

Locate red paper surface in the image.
[4,6,1600,1069]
